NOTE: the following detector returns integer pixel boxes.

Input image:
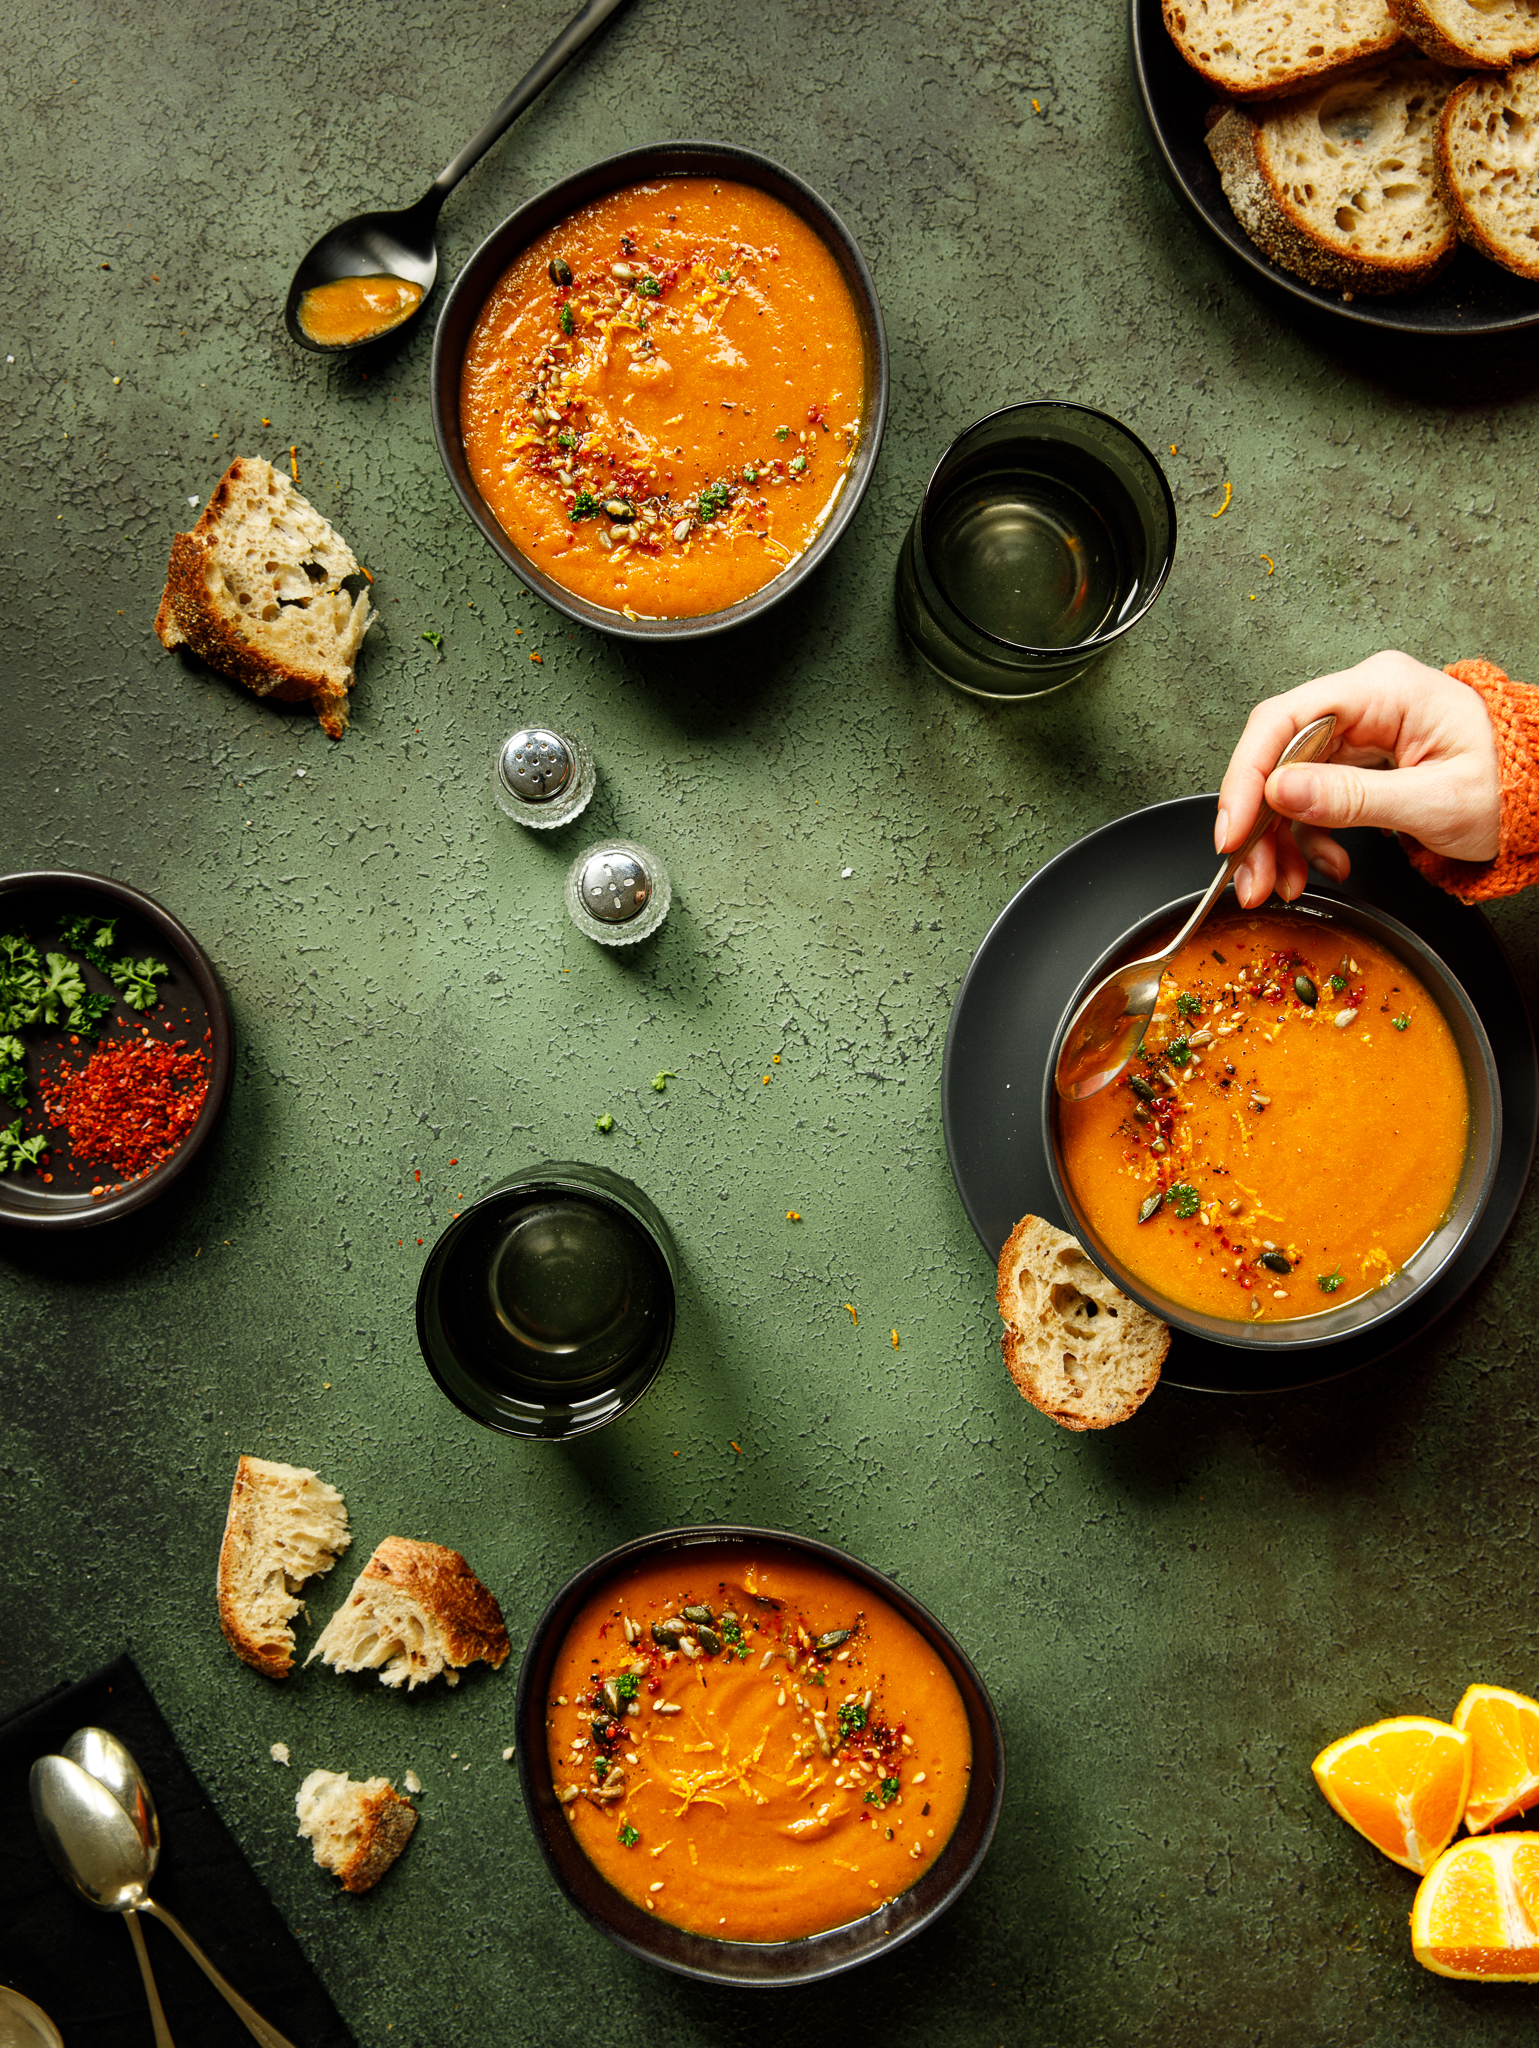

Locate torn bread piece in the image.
[996,1215,1169,1431]
[307,1536,510,1690]
[1389,0,1539,68]
[296,1769,417,1893]
[218,1456,351,1679]
[154,456,371,738]
[1438,57,1539,275]
[1162,0,1403,100]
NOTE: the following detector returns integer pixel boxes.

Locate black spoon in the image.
[284,0,633,354]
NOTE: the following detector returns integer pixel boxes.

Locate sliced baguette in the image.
[1389,0,1539,67]
[1437,58,1539,274]
[154,456,371,739]
[307,1536,510,1690]
[996,1216,1168,1431]
[1206,58,1462,293]
[296,1769,417,1893]
[217,1456,351,1679]
[1163,0,1404,100]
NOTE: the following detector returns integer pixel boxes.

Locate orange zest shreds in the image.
[1260,553,1274,573]
[762,1074,771,1084]
[1032,97,1041,111]
[414,1169,421,1182]
[1412,1834,1539,1980]
[360,565,373,583]
[786,1211,801,1221]
[1453,1685,1539,1833]
[1170,443,1177,454]
[1312,1717,1471,1874]
[890,1329,899,1350]
[289,445,300,484]
[730,1441,743,1455]
[844,1303,858,1326]
[530,651,543,663]
[1211,478,1232,518]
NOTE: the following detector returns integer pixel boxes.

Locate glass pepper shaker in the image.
[564,839,671,947]
[494,721,594,829]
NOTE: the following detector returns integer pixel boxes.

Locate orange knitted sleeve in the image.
[1401,660,1539,904]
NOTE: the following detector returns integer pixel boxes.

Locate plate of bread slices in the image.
[1131,0,1539,331]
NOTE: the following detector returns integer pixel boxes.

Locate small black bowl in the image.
[1043,890,1502,1351]
[416,1161,677,1439]
[430,139,889,641]
[0,871,232,1231]
[515,1524,1005,1986]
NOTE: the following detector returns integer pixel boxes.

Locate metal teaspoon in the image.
[1054,714,1337,1100]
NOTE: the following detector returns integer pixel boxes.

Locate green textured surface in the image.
[4,0,1539,2041]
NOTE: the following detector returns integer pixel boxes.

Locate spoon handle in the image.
[1160,713,1337,962]
[138,1900,299,2048]
[430,0,634,200]
[126,1911,177,2048]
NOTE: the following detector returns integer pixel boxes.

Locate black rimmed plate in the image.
[1129,0,1539,336]
[515,1525,1005,1985]
[0,872,232,1230]
[941,798,1537,1394]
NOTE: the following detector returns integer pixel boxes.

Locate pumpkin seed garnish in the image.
[1258,1251,1291,1274]
[549,256,574,287]
[695,1625,723,1657]
[1129,1075,1157,1102]
[682,1604,715,1627]
[815,1629,852,1654]
[1294,974,1317,1007]
[1138,1191,1164,1224]
[651,1616,688,1646]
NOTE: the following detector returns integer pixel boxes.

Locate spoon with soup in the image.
[1054,714,1338,1100]
[286,0,632,353]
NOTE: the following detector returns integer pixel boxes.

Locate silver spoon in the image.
[284,0,633,354]
[29,1751,298,2048]
[1054,714,1337,1100]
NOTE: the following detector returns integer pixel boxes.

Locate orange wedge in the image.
[1411,1833,1539,1980]
[1312,1716,1472,1874]
[1452,1685,1539,1833]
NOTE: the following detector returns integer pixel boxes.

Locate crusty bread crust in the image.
[217,1455,351,1679]
[1437,59,1539,275]
[1389,0,1539,68]
[996,1216,1168,1431]
[154,456,370,740]
[296,1769,417,1893]
[1206,60,1460,293]
[1163,0,1404,99]
[308,1536,510,1690]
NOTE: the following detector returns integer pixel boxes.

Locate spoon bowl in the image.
[62,1724,161,1866]
[29,1754,152,1913]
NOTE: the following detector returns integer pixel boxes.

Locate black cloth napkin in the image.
[0,1654,353,2046]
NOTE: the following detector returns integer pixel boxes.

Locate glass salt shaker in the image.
[494,722,594,829]
[564,839,671,947]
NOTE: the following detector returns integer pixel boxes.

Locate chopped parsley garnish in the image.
[614,1671,640,1700]
[697,481,732,521]
[557,429,577,449]
[638,275,660,298]
[570,491,601,521]
[774,424,790,441]
[107,957,170,1013]
[863,1776,900,1807]
[1329,975,1347,993]
[722,1613,746,1655]
[788,454,807,475]
[0,1120,47,1174]
[837,1700,867,1739]
[593,1757,609,1782]
[0,1036,26,1108]
[618,1824,640,1847]
[1392,1014,1409,1031]
[1318,1269,1344,1293]
[1175,992,1200,1016]
[651,1070,676,1092]
[558,302,574,335]
[58,916,118,972]
[742,465,759,484]
[35,952,87,1026]
[1164,1036,1190,1065]
[421,629,443,650]
[1168,1182,1201,1219]
[717,268,732,284]
[594,1113,614,1133]
[68,991,115,1037]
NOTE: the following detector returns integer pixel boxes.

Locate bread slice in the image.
[1437,58,1539,274]
[296,1769,417,1893]
[1163,0,1403,100]
[154,456,371,739]
[1389,0,1539,67]
[1206,58,1462,293]
[217,1456,351,1679]
[307,1536,510,1690]
[996,1216,1169,1431]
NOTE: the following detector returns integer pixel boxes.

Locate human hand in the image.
[1215,651,1502,907]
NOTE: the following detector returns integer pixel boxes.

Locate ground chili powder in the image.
[45,1034,210,1179]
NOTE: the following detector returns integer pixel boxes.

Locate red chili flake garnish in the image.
[43,1037,209,1179]
[414,1168,421,1182]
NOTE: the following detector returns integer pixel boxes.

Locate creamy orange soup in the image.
[460,177,867,617]
[298,274,422,346]
[1058,912,1468,1322]
[545,1544,971,1941]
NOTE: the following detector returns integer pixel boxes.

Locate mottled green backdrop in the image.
[3,0,1538,2041]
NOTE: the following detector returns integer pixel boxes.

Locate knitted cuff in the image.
[1402,660,1539,905]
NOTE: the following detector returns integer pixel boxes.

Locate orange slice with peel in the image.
[1312,1716,1471,1874]
[1452,1684,1539,1834]
[1411,1833,1539,1980]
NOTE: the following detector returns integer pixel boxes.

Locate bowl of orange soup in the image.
[515,1526,1004,1984]
[432,142,887,638]
[1044,892,1501,1351]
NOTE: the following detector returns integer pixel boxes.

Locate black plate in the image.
[516,1526,1005,1986]
[0,872,232,1230]
[941,798,1537,1394]
[1129,0,1539,336]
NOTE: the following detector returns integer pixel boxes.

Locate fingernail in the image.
[1213,807,1229,855]
[1234,859,1253,906]
[1273,767,1317,816]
